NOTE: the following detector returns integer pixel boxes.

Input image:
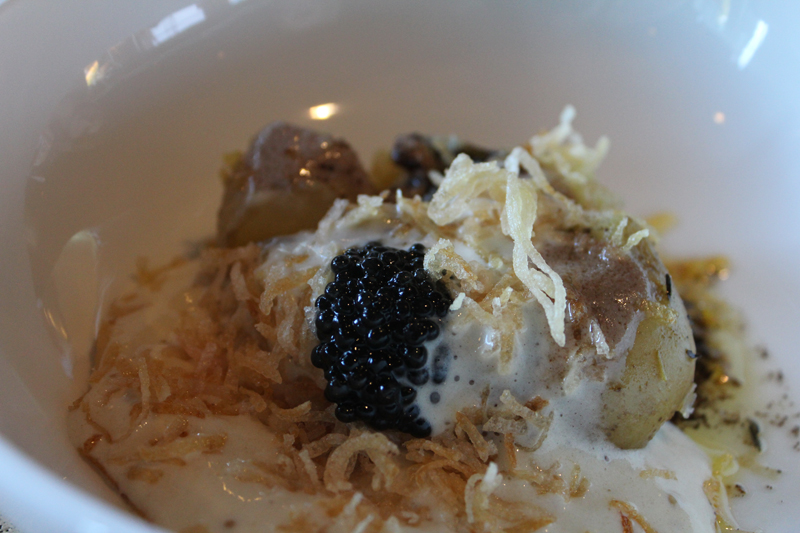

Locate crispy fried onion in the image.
[424,239,483,293]
[639,468,677,480]
[108,433,227,466]
[703,476,743,532]
[502,152,566,348]
[465,462,503,524]
[514,461,589,501]
[609,500,660,533]
[455,412,496,463]
[323,431,400,493]
[529,105,609,187]
[427,150,567,347]
[610,215,650,253]
[484,390,553,450]
[466,462,554,531]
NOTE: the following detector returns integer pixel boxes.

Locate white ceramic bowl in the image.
[1,1,798,531]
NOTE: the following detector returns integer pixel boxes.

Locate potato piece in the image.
[217,122,376,247]
[541,228,696,449]
[601,293,696,449]
[595,236,697,450]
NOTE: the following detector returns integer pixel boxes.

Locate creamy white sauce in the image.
[503,423,716,533]
[414,302,556,435]
[70,204,717,532]
[70,406,334,532]
[411,290,716,532]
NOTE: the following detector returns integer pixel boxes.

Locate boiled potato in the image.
[217,122,376,247]
[600,246,696,449]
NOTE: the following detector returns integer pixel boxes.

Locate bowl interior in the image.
[1,1,799,531]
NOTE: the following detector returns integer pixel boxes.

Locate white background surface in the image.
[0,514,18,533]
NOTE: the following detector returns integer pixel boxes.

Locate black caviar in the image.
[311,242,452,437]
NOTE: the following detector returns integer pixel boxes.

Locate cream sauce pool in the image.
[69,211,717,532]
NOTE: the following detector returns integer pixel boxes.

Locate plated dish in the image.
[68,111,765,532]
[2,3,799,533]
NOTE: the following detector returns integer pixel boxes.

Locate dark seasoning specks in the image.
[667,256,795,506]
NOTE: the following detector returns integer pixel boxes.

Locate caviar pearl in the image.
[311,243,452,438]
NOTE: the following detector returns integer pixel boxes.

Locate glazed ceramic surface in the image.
[0,1,798,531]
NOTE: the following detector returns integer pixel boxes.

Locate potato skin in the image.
[217,122,376,247]
[538,226,696,449]
[601,283,696,449]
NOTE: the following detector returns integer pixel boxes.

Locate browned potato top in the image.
[217,122,376,247]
